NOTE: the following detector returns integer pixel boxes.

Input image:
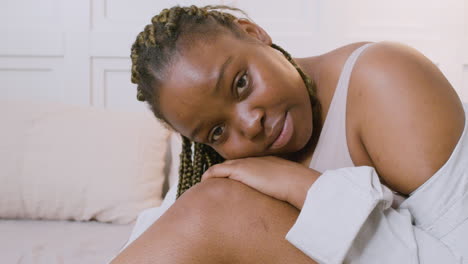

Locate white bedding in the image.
[0,219,133,264]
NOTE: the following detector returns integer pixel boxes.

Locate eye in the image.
[209,125,225,143]
[235,72,249,97]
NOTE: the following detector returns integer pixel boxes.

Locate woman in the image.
[111,5,467,264]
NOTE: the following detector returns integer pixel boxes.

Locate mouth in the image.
[267,111,294,150]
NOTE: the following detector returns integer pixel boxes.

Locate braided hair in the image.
[130,5,322,198]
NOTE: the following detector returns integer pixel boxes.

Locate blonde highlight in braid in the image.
[177,136,224,198]
[130,5,322,199]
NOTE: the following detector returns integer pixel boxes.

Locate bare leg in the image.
[112,178,317,264]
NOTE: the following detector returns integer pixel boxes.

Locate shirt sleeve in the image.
[285,166,460,264]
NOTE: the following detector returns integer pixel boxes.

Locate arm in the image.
[286,166,462,264]
[285,42,466,263]
[352,42,465,195]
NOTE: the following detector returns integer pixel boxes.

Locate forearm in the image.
[287,168,321,210]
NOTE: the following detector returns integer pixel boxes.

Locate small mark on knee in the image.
[245,214,270,233]
[260,217,269,232]
[250,216,269,233]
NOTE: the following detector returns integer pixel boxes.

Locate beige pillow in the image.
[0,101,170,224]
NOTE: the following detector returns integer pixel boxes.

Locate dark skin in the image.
[112,19,466,264]
[159,19,465,208]
[160,28,314,161]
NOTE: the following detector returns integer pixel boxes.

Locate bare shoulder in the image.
[312,42,374,119]
[349,41,465,194]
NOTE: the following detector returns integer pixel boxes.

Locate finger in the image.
[201,164,234,181]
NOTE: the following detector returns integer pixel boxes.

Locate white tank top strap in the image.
[309,43,374,172]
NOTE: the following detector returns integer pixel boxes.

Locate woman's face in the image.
[157,23,313,160]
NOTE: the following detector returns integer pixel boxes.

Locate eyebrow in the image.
[189,56,233,140]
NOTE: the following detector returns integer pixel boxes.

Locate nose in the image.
[234,104,264,140]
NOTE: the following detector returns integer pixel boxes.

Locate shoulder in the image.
[348,41,465,194]
[311,42,374,120]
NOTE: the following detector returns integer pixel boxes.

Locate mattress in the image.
[0,219,133,264]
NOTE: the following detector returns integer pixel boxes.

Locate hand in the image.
[201,156,321,209]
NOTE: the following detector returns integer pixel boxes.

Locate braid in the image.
[131,5,245,104]
[177,136,224,198]
[130,5,322,199]
[177,136,193,198]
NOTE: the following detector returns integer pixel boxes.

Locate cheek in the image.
[214,139,256,160]
[214,142,240,160]
[212,146,232,160]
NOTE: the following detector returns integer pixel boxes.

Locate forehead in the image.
[175,33,240,71]
[158,34,245,136]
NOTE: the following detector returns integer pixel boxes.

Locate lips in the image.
[267,112,293,150]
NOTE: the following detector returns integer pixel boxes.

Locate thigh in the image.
[112,178,317,264]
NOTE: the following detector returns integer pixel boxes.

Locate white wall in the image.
[1,0,467,112]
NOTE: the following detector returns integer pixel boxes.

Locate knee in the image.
[179,178,274,216]
[155,179,301,260]
[184,178,257,206]
[174,178,254,221]
[173,178,298,232]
